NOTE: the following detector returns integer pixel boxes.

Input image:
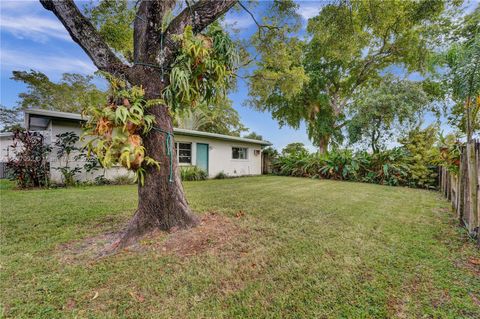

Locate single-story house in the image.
[0,109,271,182]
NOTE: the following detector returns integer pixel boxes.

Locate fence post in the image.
[439,142,480,245]
[466,141,478,235]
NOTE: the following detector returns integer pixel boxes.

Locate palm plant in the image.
[174,107,212,131]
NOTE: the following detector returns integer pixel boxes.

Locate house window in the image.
[176,142,192,164]
[232,147,248,160]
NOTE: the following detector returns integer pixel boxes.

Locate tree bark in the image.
[118,85,199,248]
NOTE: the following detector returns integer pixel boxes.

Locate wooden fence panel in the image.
[439,140,480,245]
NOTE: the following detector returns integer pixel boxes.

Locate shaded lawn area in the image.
[1,176,479,318]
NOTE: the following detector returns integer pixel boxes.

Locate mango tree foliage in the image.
[282,142,309,157]
[11,70,107,113]
[248,0,455,153]
[443,5,480,141]
[84,0,135,62]
[348,77,430,153]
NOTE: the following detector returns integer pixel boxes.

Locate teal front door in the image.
[196,143,209,174]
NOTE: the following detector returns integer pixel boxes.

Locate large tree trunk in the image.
[118,87,199,248]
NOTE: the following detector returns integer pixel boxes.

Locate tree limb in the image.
[237,1,279,35]
[161,0,238,67]
[39,0,131,78]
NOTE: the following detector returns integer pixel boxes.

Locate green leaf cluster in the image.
[11,71,107,113]
[164,24,240,112]
[398,125,440,188]
[82,76,159,184]
[347,76,430,152]
[84,0,135,62]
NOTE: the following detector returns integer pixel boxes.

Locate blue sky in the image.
[0,1,477,151]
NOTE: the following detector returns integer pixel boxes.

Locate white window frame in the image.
[176,142,192,165]
[232,146,248,160]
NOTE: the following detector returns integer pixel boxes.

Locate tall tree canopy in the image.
[174,97,247,136]
[11,70,107,113]
[248,0,455,153]
[347,77,430,153]
[442,5,480,141]
[243,131,264,140]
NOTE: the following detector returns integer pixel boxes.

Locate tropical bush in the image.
[180,166,208,181]
[273,146,436,189]
[398,125,439,188]
[438,133,462,175]
[111,174,135,185]
[214,171,228,179]
[54,131,82,186]
[6,130,51,188]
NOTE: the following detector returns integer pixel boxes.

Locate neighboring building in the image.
[0,109,271,182]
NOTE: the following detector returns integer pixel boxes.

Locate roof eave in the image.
[23,109,272,146]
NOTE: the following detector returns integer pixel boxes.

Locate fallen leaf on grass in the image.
[470,293,480,306]
[235,210,245,218]
[129,291,145,303]
[91,291,99,300]
[469,258,480,265]
[65,299,76,310]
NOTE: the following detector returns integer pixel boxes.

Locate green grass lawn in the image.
[1,176,479,318]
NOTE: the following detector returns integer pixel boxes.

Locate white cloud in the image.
[1,49,97,74]
[0,0,37,11]
[1,1,72,43]
[0,15,72,43]
[297,1,325,20]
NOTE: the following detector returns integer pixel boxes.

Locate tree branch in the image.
[161,0,238,67]
[40,0,131,78]
[237,1,279,35]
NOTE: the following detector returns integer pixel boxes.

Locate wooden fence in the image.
[439,141,479,243]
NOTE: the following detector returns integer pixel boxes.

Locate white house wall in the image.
[175,135,262,177]
[0,134,14,162]
[49,120,133,183]
[46,120,263,182]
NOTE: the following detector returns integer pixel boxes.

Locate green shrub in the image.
[273,145,433,189]
[181,166,208,181]
[94,175,111,185]
[320,150,358,180]
[398,125,439,189]
[214,171,228,179]
[6,130,51,188]
[111,175,135,185]
[358,148,410,186]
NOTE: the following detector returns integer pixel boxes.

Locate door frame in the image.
[196,143,209,174]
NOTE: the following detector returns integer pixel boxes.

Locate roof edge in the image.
[23,109,272,146]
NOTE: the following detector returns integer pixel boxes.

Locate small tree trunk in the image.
[118,90,199,248]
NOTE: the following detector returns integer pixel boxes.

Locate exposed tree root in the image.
[57,212,241,263]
